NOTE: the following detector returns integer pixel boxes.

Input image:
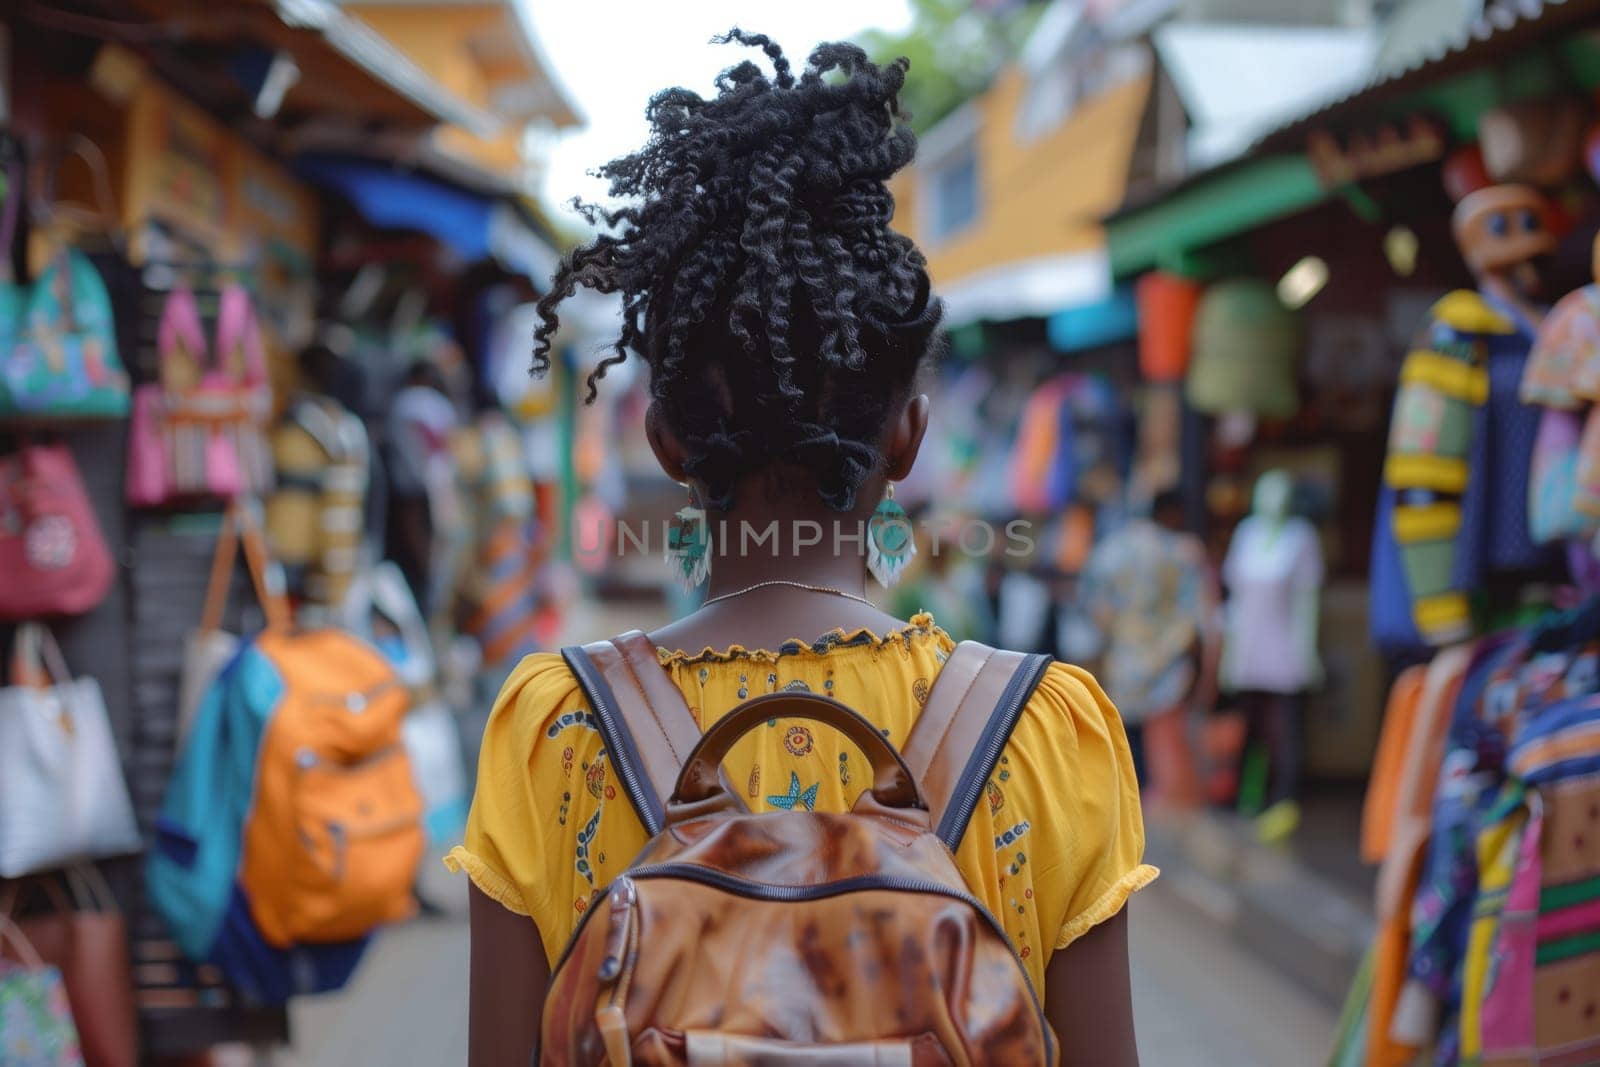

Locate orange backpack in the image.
[238,626,424,946]
[150,506,426,1001]
[549,634,1056,1065]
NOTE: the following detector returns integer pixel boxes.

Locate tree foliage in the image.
[859,0,1046,134]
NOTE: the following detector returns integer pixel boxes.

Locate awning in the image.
[1104,0,1600,282]
[297,156,559,280]
[1105,154,1324,279]
[938,251,1110,329]
[1047,287,1138,352]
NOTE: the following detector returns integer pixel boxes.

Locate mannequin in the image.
[1222,469,1323,841]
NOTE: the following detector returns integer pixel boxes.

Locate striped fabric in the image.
[455,415,541,667]
[1476,695,1600,1064]
[1384,290,1519,647]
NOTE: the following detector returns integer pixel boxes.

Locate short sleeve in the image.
[999,662,1158,953]
[444,652,616,964]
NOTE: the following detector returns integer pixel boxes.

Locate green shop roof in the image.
[1106,0,1600,281]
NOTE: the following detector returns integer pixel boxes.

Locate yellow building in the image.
[892,6,1154,331]
[340,0,580,184]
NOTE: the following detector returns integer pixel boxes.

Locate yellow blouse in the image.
[446,613,1157,992]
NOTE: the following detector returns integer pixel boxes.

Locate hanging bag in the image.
[0,868,137,1067]
[0,625,141,877]
[0,137,129,418]
[0,915,82,1067]
[174,502,288,753]
[125,285,272,506]
[0,443,115,620]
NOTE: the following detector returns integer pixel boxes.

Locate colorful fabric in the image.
[1383,290,1531,647]
[446,614,1157,994]
[1574,405,1600,523]
[1460,782,1529,1060]
[1369,644,1476,1067]
[455,414,541,667]
[1364,666,1430,865]
[1080,519,1213,720]
[1509,695,1600,1064]
[1524,284,1600,408]
[1529,408,1588,545]
[0,959,81,1066]
[1479,786,1540,1063]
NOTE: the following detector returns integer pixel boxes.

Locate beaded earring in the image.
[665,485,711,590]
[867,483,915,588]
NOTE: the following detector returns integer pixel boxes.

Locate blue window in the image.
[930,146,979,241]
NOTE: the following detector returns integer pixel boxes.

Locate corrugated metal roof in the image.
[1255,0,1590,150]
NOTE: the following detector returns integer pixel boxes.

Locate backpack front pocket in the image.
[285,745,424,942]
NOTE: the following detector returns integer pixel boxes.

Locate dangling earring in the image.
[868,483,915,588]
[665,484,711,590]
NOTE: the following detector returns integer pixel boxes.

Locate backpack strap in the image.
[901,641,1053,850]
[560,632,702,836]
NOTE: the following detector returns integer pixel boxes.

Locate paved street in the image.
[273,869,1336,1067]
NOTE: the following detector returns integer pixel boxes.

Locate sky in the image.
[522,0,914,230]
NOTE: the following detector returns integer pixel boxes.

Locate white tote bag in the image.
[0,625,142,877]
[401,699,469,846]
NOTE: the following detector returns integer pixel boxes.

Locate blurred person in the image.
[384,359,460,614]
[449,33,1150,1067]
[1080,490,1217,808]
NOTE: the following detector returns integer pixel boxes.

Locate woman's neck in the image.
[700,505,872,601]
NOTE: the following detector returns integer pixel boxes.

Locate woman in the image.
[448,32,1155,1065]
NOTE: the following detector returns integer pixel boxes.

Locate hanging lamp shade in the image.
[1136,272,1202,383]
[1186,279,1301,418]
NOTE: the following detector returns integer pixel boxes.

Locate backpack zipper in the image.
[551,863,1053,1063]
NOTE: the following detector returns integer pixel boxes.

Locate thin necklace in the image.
[702,579,875,609]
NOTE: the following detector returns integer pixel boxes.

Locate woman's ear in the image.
[645,403,690,484]
[884,393,930,482]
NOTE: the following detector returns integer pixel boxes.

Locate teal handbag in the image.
[0,247,128,417]
[0,154,129,419]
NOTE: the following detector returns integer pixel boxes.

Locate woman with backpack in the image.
[448,33,1155,1066]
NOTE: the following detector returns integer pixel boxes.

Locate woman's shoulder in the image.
[480,652,592,760]
[1015,660,1131,757]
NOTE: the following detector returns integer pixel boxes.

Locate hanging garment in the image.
[1368,643,1476,1067]
[454,413,541,668]
[1363,666,1429,865]
[1220,515,1323,694]
[1381,290,1547,648]
[1528,408,1590,544]
[1008,377,1074,514]
[1080,518,1212,721]
[264,395,369,611]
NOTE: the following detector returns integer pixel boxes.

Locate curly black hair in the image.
[531,30,942,512]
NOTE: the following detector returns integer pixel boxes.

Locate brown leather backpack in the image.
[545,635,1056,1066]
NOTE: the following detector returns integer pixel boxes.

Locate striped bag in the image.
[1478,693,1600,1064]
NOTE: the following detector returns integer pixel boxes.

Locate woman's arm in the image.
[1044,906,1139,1066]
[468,883,550,1067]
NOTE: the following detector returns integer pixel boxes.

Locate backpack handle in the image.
[671,692,924,812]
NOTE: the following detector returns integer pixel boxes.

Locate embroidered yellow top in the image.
[445,613,1157,992]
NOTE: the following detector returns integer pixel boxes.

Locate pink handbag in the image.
[125,285,272,506]
[0,443,115,619]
